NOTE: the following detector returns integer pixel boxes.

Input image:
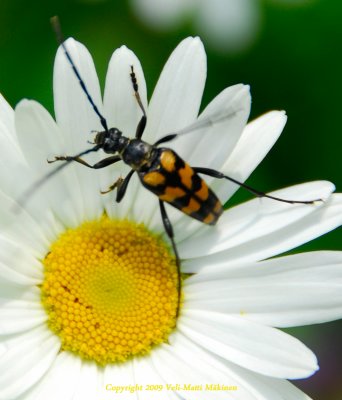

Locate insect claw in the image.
[100,177,124,195]
[314,198,325,204]
[100,188,112,195]
[47,156,67,163]
[300,197,324,205]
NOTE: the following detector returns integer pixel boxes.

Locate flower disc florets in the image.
[41,217,178,365]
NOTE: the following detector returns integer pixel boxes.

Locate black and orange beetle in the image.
[21,18,321,314]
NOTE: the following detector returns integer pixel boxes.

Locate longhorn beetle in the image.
[20,17,322,316]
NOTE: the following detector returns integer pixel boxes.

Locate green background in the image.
[0,0,341,398]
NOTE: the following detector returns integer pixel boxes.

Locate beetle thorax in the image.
[122,139,153,170]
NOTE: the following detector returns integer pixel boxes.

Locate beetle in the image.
[20,17,322,315]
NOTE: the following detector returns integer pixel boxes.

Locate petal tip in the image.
[181,36,205,52]
[118,44,130,53]
[15,98,30,109]
[15,99,44,115]
[304,357,319,378]
[242,84,251,94]
[111,45,138,64]
[324,181,336,195]
[193,36,203,45]
[273,109,288,123]
[63,37,77,46]
[14,98,39,114]
[193,36,205,53]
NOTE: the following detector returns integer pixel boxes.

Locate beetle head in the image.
[94,128,127,154]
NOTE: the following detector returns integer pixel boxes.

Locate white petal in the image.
[104,45,147,135]
[184,251,342,328]
[0,286,46,334]
[252,375,313,400]
[168,332,311,400]
[13,100,49,163]
[179,310,318,379]
[165,332,264,399]
[54,38,103,151]
[151,344,220,400]
[15,99,85,226]
[144,36,206,144]
[184,84,251,170]
[0,190,50,258]
[0,93,16,141]
[207,353,313,400]
[0,282,40,300]
[16,352,81,400]
[72,362,103,400]
[133,356,180,400]
[53,38,104,220]
[102,45,147,219]
[181,182,338,269]
[215,110,287,202]
[0,306,45,336]
[0,132,27,201]
[0,326,60,399]
[104,361,138,400]
[129,180,164,228]
[151,336,305,399]
[0,236,42,285]
[0,95,28,198]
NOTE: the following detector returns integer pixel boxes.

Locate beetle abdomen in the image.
[139,148,223,225]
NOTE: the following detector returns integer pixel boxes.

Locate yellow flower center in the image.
[41,217,178,365]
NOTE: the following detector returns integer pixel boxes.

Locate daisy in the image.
[0,36,341,400]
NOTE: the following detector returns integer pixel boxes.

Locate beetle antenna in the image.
[13,146,100,212]
[14,160,72,212]
[50,16,108,132]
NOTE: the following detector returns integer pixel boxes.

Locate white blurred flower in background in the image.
[131,0,314,53]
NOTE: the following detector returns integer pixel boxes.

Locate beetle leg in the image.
[135,115,147,139]
[193,167,323,205]
[159,200,181,318]
[48,155,121,169]
[101,169,135,203]
[100,177,124,195]
[116,169,135,202]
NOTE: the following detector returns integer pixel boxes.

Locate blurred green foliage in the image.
[0,0,341,399]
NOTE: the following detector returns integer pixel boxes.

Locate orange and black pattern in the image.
[139,148,223,225]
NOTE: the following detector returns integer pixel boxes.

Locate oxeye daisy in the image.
[0,36,341,400]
